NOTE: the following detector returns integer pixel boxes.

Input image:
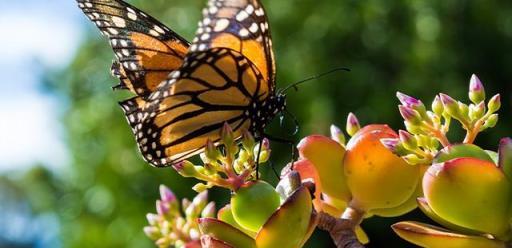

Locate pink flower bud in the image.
[380,138,400,152]
[146,213,159,226]
[469,74,486,103]
[439,93,459,118]
[398,105,422,124]
[399,130,417,150]
[159,185,176,204]
[488,94,501,113]
[346,112,361,136]
[330,124,346,145]
[156,200,169,216]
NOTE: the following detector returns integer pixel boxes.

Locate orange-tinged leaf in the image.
[416,198,481,236]
[256,186,314,248]
[198,218,256,248]
[292,159,323,210]
[298,135,350,202]
[392,221,506,248]
[344,125,421,211]
[200,235,234,248]
[423,158,511,237]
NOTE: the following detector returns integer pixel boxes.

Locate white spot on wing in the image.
[111,16,126,28]
[236,11,249,21]
[213,19,230,32]
[249,22,259,33]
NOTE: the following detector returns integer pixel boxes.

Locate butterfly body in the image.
[78,0,283,167]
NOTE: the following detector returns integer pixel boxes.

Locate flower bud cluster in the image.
[384,74,501,165]
[172,123,271,191]
[144,185,215,248]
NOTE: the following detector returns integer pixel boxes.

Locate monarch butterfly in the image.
[77,0,286,167]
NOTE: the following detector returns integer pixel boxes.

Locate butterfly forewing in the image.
[77,0,189,97]
[190,0,276,91]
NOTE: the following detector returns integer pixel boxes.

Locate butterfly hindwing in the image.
[121,48,268,167]
[77,0,189,97]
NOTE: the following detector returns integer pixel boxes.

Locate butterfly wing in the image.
[121,48,268,166]
[91,0,276,167]
[191,0,276,91]
[77,0,189,97]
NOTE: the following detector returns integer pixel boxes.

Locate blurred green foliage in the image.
[4,0,512,247]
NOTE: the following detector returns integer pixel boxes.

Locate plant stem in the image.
[317,208,366,248]
[424,123,451,147]
[463,118,485,144]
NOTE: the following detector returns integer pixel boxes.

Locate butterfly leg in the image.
[255,138,263,180]
[262,134,298,175]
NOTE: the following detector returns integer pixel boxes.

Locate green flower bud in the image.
[469,74,486,104]
[346,112,361,136]
[172,161,199,177]
[155,237,171,247]
[201,202,216,218]
[192,183,209,193]
[204,139,220,161]
[182,199,191,212]
[241,130,256,152]
[380,138,410,156]
[221,122,235,149]
[192,191,208,210]
[469,102,485,120]
[488,94,501,113]
[439,93,460,119]
[457,102,469,120]
[397,92,427,117]
[402,154,423,165]
[398,105,422,125]
[146,213,159,226]
[482,114,498,129]
[432,95,444,116]
[399,130,418,150]
[404,121,422,134]
[144,226,161,240]
[254,138,270,163]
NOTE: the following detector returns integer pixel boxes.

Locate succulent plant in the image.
[387,75,512,247]
[292,113,424,244]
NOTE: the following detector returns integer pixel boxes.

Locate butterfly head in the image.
[274,93,287,114]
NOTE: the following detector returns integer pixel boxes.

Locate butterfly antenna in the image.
[285,109,300,136]
[280,67,350,94]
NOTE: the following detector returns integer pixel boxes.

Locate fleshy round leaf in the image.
[217,205,256,237]
[231,181,281,232]
[256,186,314,248]
[344,125,421,211]
[423,158,511,237]
[297,135,350,202]
[434,144,494,164]
[198,218,256,248]
[392,221,505,248]
[369,165,425,217]
[416,198,481,236]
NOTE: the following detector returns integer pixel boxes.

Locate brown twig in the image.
[316,211,365,248]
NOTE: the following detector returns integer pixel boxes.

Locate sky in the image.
[0,0,84,171]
